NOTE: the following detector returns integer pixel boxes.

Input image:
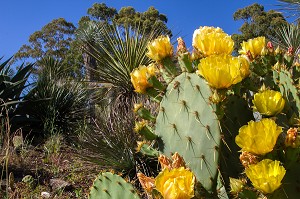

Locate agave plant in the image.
[277,0,300,22]
[271,23,300,56]
[77,22,162,192]
[0,57,33,147]
[77,22,162,115]
[0,57,33,108]
[18,57,88,138]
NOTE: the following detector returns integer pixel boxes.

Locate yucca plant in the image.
[18,57,88,138]
[277,0,300,22]
[271,23,300,57]
[77,23,162,192]
[77,22,161,115]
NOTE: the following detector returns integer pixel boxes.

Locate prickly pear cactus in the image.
[273,69,300,121]
[89,172,140,199]
[155,72,221,192]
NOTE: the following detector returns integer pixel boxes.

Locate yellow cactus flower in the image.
[197,54,249,89]
[253,90,285,116]
[134,120,147,132]
[192,26,234,56]
[229,177,245,194]
[245,159,286,194]
[239,37,266,59]
[155,167,195,199]
[133,103,143,113]
[146,35,173,61]
[235,118,282,155]
[130,65,157,93]
[239,56,250,78]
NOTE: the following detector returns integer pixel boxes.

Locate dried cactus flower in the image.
[137,173,155,193]
[285,127,300,148]
[239,151,259,168]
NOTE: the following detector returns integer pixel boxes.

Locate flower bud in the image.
[230,177,245,194]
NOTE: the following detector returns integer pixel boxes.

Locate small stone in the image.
[41,192,50,198]
[50,178,71,191]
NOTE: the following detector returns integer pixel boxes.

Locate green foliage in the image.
[273,69,300,122]
[83,3,171,36]
[80,110,137,172]
[115,6,170,36]
[271,24,300,56]
[232,3,287,54]
[19,57,88,137]
[0,57,33,109]
[80,108,158,182]
[77,22,161,115]
[89,172,140,199]
[219,96,254,191]
[13,18,77,72]
[87,3,117,22]
[0,57,32,147]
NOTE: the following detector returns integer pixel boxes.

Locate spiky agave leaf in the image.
[276,0,300,22]
[0,57,33,107]
[77,23,163,112]
[79,108,159,190]
[19,57,88,137]
[80,110,136,172]
[271,23,300,56]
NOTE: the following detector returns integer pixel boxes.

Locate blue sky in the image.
[0,0,284,60]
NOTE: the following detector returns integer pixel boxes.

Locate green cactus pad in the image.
[89,172,140,199]
[273,70,300,119]
[220,95,254,191]
[155,72,221,192]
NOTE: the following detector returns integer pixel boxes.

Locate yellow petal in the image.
[245,159,286,194]
[146,36,173,61]
[235,118,282,155]
[155,167,195,199]
[239,37,266,59]
[197,54,249,89]
[192,26,234,56]
[253,90,285,116]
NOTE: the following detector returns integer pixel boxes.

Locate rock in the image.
[41,191,50,198]
[49,178,71,191]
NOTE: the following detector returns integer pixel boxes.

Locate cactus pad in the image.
[155,72,221,192]
[89,172,140,199]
